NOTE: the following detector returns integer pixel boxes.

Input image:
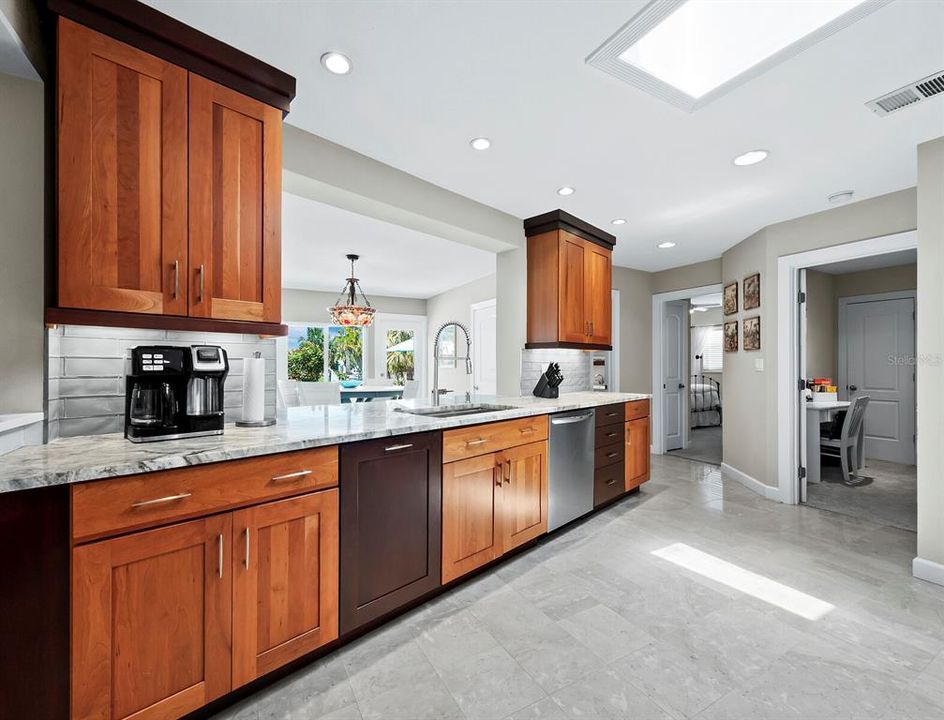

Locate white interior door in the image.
[797,269,808,503]
[841,295,916,464]
[663,300,688,451]
[373,314,427,396]
[471,299,497,396]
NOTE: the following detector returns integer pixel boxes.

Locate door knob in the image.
[678,383,685,389]
[848,385,858,392]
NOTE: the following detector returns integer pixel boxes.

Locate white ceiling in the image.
[144,0,944,272]
[281,193,495,299]
[813,248,917,274]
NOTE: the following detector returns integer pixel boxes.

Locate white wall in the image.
[426,273,496,400]
[916,137,944,572]
[0,71,44,414]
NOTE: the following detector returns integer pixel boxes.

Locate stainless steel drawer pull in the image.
[607,452,619,458]
[606,432,618,438]
[131,492,192,508]
[198,264,205,302]
[172,259,180,299]
[385,443,414,452]
[271,469,312,482]
[244,528,251,569]
[217,533,224,579]
[551,412,593,425]
[519,427,535,434]
[606,478,617,486]
[465,438,487,446]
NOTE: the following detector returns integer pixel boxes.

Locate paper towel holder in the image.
[235,352,277,428]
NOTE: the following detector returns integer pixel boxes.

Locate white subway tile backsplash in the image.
[64,396,126,418]
[64,357,126,377]
[59,415,122,438]
[520,348,592,395]
[60,337,121,357]
[57,377,120,397]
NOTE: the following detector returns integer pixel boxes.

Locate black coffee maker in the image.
[125,345,229,443]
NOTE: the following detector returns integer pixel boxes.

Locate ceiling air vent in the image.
[867,71,944,116]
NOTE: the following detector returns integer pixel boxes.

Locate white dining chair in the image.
[297,381,341,406]
[821,395,870,485]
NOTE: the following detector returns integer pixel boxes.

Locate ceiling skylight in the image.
[587,0,890,111]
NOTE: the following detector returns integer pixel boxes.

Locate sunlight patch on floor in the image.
[652,542,835,620]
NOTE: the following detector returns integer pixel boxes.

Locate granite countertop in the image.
[0,392,649,494]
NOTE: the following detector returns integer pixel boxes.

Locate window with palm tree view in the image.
[287,325,364,382]
[384,329,415,386]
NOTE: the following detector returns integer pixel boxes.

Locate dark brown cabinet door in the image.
[499,441,548,553]
[626,417,651,491]
[442,453,501,584]
[57,18,188,316]
[232,490,339,688]
[188,74,282,323]
[71,515,232,720]
[558,232,588,343]
[340,432,442,633]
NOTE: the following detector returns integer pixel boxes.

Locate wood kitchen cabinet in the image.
[49,5,294,334]
[339,432,442,633]
[72,515,233,720]
[625,400,651,491]
[232,491,339,687]
[525,210,615,350]
[189,75,282,323]
[57,18,189,316]
[442,421,548,584]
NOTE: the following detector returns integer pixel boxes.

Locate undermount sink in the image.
[395,403,516,419]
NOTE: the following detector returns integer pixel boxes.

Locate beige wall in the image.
[650,258,722,295]
[834,264,917,299]
[612,266,653,393]
[917,138,944,570]
[721,187,918,488]
[690,307,723,327]
[0,72,44,413]
[427,273,496,399]
[805,270,838,380]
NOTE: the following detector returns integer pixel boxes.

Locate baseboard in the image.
[720,463,781,502]
[913,557,944,587]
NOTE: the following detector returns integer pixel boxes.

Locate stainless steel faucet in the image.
[432,321,472,405]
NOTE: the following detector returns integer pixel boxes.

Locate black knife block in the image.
[532,368,560,399]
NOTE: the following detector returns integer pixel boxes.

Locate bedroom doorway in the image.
[651,284,724,465]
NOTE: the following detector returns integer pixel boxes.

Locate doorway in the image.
[373,314,427,396]
[471,299,497,396]
[651,283,723,465]
[778,232,917,533]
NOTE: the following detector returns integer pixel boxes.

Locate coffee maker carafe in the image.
[125,345,229,443]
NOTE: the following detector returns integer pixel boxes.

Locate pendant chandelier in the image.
[328,254,376,327]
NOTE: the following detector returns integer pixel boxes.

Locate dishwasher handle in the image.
[550,412,594,425]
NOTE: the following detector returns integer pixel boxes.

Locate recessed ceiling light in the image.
[615,0,870,100]
[321,52,352,75]
[557,186,575,196]
[469,137,491,151]
[733,150,768,166]
[658,241,676,249]
[611,218,627,225]
[828,190,855,205]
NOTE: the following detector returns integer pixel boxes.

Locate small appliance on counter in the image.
[532,362,563,398]
[592,354,609,391]
[125,345,229,443]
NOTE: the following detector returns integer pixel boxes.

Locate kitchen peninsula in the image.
[1,391,649,720]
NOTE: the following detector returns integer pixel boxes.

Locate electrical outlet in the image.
[754,358,764,372]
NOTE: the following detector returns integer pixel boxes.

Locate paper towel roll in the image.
[241,357,266,423]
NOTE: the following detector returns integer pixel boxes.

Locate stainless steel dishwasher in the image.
[548,408,595,531]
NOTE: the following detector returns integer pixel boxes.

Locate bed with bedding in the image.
[690,374,722,427]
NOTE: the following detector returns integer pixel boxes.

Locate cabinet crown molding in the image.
[523,209,616,249]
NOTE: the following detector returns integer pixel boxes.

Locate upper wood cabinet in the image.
[525,211,615,350]
[51,6,294,335]
[58,18,189,316]
[189,75,282,323]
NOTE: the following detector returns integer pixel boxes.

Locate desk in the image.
[340,386,404,403]
[805,401,863,483]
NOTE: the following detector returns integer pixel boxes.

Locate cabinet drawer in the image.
[443,415,548,463]
[594,441,624,469]
[72,446,338,543]
[626,399,650,421]
[594,463,624,507]
[595,422,623,448]
[595,404,625,426]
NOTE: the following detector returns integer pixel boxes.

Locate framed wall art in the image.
[743,315,760,351]
[723,321,738,352]
[723,282,738,316]
[744,272,760,310]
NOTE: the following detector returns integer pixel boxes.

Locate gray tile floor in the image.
[668,426,722,466]
[213,453,944,720]
[807,457,917,532]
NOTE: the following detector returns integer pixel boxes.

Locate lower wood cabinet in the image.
[625,416,651,491]
[233,491,339,688]
[442,440,548,584]
[71,489,339,720]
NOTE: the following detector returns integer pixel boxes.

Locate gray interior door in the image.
[842,296,916,465]
[663,300,688,451]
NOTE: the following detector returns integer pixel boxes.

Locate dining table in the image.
[340,385,404,403]
[805,400,864,484]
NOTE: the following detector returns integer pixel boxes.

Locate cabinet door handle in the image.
[384,443,413,452]
[271,469,312,482]
[217,533,224,579]
[504,459,511,484]
[590,321,594,336]
[606,431,618,438]
[198,264,205,303]
[607,452,619,459]
[131,492,192,508]
[606,478,616,486]
[494,464,502,488]
[465,438,487,447]
[519,427,535,435]
[243,528,251,569]
[172,259,180,299]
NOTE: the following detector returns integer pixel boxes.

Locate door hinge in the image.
[797,290,806,304]
[798,466,807,480]
[798,378,807,391]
